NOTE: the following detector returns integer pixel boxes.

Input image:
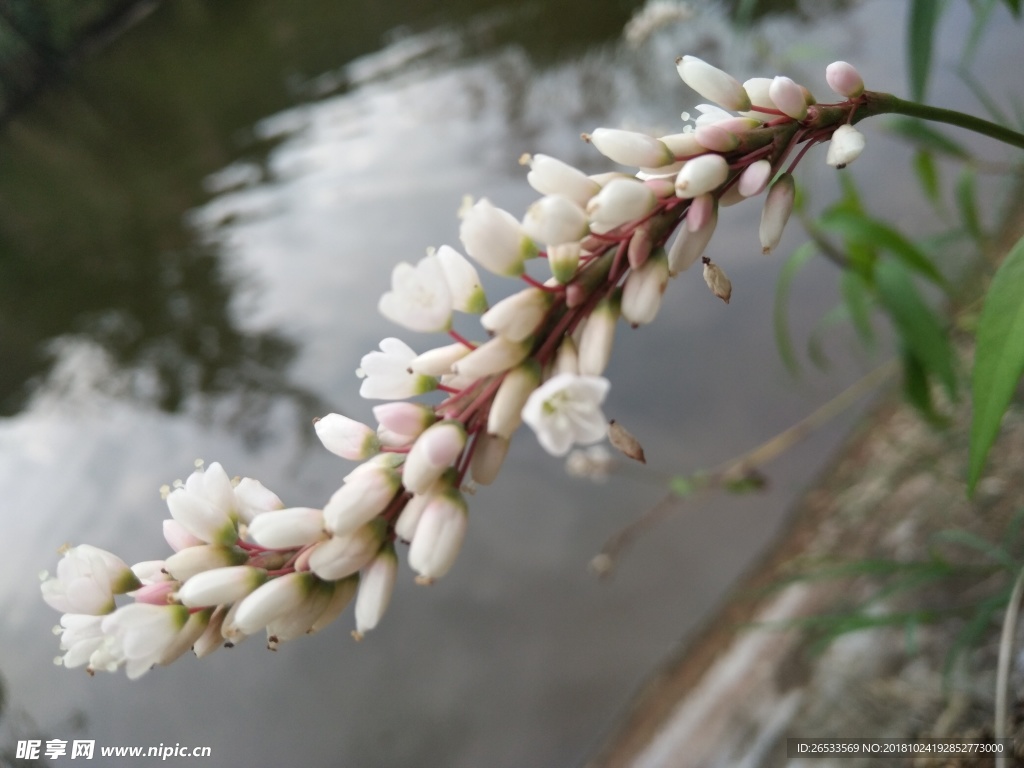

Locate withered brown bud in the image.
[702,256,732,304]
[608,420,646,464]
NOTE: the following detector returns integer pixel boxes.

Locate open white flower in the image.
[357,338,438,400]
[100,602,191,679]
[378,253,453,333]
[165,462,240,546]
[41,544,140,615]
[521,373,611,456]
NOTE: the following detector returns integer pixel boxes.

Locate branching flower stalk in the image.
[41,56,1024,679]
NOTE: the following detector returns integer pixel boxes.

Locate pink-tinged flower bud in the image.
[377,426,415,450]
[162,519,204,552]
[702,257,732,303]
[621,249,670,326]
[674,153,729,199]
[676,55,751,111]
[488,360,542,439]
[522,195,589,246]
[578,295,620,376]
[233,478,284,524]
[163,544,247,582]
[372,402,436,438]
[628,223,653,270]
[408,341,472,376]
[482,288,552,342]
[175,565,268,608]
[585,128,674,168]
[323,464,400,536]
[668,204,717,275]
[450,335,532,379]
[435,245,488,314]
[353,543,398,639]
[768,76,808,120]
[695,124,739,153]
[659,132,703,159]
[228,571,317,637]
[737,159,773,198]
[548,241,581,284]
[586,178,657,229]
[523,153,601,207]
[403,421,467,494]
[826,124,866,168]
[686,193,715,232]
[314,413,380,461]
[409,489,469,584]
[130,580,178,605]
[825,61,864,98]
[459,198,537,277]
[470,433,509,486]
[740,77,777,116]
[308,520,386,581]
[309,574,359,634]
[759,172,796,254]
[248,507,327,549]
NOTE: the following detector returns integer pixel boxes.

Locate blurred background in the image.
[0,0,1021,765]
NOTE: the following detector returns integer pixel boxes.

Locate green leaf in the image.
[968,234,1024,492]
[932,529,1015,567]
[841,270,876,350]
[887,117,971,159]
[1004,0,1022,17]
[901,346,944,423]
[819,209,948,290]
[955,168,983,243]
[773,242,816,375]
[908,0,945,102]
[807,305,849,372]
[913,149,941,205]
[960,0,1000,67]
[875,259,957,398]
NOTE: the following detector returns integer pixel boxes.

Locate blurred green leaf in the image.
[875,259,957,398]
[887,117,971,159]
[933,528,1016,567]
[969,234,1024,492]
[819,209,948,290]
[961,0,1001,67]
[955,168,984,243]
[807,304,849,372]
[913,149,941,205]
[841,270,876,350]
[773,242,816,375]
[901,346,945,423]
[908,0,945,101]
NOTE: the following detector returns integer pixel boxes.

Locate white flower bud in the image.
[488,360,542,439]
[523,153,601,207]
[578,295,619,376]
[459,198,537,277]
[825,61,864,98]
[668,203,717,275]
[522,195,589,246]
[659,131,703,159]
[470,433,510,486]
[676,55,751,111]
[548,241,581,284]
[175,565,268,608]
[686,193,715,232]
[481,288,552,342]
[702,257,732,303]
[247,507,327,549]
[768,76,808,120]
[737,159,773,197]
[402,420,467,494]
[309,574,359,634]
[162,519,204,552]
[674,153,729,198]
[450,335,532,379]
[409,489,469,583]
[586,178,657,229]
[164,544,247,582]
[759,172,796,254]
[315,413,380,461]
[585,128,674,168]
[740,77,777,117]
[435,245,488,314]
[358,338,438,400]
[621,249,670,326]
[408,341,472,376]
[353,543,398,639]
[308,520,386,581]
[229,572,318,637]
[233,478,284,524]
[552,337,580,376]
[266,580,333,646]
[323,463,400,536]
[826,124,866,168]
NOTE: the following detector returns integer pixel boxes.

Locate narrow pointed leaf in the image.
[773,242,816,375]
